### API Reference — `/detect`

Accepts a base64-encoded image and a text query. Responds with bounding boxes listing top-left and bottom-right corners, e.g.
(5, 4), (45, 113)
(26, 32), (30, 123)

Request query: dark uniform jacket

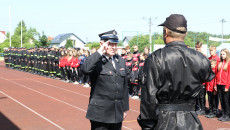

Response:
(81, 51), (129, 124)
(138, 41), (215, 130)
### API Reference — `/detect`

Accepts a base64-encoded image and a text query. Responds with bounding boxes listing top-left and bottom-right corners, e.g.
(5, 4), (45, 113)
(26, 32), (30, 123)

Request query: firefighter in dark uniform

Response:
(8, 47), (12, 68)
(21, 47), (26, 71)
(137, 14), (215, 130)
(81, 30), (129, 130)
(3, 48), (9, 67)
(43, 47), (49, 76)
(53, 46), (60, 78)
(37, 47), (41, 75)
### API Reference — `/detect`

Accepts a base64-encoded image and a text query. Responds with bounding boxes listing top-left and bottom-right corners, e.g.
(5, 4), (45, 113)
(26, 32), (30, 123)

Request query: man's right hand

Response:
(98, 41), (109, 54)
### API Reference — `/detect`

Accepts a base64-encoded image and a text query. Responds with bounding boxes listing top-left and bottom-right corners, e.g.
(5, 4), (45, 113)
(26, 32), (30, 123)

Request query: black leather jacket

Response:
(138, 41), (215, 130)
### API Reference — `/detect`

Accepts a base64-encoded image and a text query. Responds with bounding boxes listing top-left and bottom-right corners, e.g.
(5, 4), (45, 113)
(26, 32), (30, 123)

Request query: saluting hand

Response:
(98, 41), (109, 54)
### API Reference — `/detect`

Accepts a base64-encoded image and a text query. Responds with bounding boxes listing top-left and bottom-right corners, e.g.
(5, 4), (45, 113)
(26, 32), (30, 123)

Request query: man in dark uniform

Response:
(137, 14), (215, 130)
(81, 30), (129, 130)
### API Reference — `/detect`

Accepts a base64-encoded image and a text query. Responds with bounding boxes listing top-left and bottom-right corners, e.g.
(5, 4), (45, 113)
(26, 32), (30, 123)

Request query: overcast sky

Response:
(1, 0), (230, 42)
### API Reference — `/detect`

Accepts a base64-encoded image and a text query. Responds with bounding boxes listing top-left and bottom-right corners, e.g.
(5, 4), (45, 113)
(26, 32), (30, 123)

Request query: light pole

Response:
(143, 17), (157, 53)
(220, 19), (226, 43)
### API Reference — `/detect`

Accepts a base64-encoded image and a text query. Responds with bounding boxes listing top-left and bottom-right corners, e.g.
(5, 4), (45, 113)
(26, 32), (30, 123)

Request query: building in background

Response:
(122, 36), (133, 47)
(50, 33), (86, 48)
(0, 31), (6, 43)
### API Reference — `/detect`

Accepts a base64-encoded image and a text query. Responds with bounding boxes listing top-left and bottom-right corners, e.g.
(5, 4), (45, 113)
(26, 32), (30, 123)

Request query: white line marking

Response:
(28, 78), (140, 114)
(0, 77), (87, 112)
(0, 91), (65, 130)
(7, 71), (141, 114)
(122, 125), (133, 130)
(28, 78), (89, 98)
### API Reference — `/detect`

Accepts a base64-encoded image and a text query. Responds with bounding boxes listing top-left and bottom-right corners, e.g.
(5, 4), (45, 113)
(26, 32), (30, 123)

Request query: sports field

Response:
(0, 61), (230, 130)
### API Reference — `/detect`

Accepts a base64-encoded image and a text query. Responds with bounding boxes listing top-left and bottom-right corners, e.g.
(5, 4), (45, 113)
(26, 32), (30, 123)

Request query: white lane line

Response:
(27, 78), (89, 98)
(0, 77), (87, 112)
(0, 91), (65, 130)
(27, 78), (140, 114)
(122, 126), (133, 130)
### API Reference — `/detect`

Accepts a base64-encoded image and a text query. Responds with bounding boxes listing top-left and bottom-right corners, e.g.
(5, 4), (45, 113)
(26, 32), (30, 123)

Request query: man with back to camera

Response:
(137, 14), (215, 130)
(81, 30), (129, 130)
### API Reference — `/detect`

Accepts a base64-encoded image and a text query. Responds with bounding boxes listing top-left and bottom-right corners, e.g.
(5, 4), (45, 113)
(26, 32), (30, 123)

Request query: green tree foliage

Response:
(65, 39), (73, 49)
(38, 31), (48, 47)
(126, 32), (227, 52)
(0, 20), (41, 52)
(85, 42), (100, 49)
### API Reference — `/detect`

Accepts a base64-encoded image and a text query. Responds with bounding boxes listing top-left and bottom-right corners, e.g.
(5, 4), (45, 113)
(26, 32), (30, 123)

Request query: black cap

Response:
(98, 30), (119, 43)
(159, 14), (187, 34)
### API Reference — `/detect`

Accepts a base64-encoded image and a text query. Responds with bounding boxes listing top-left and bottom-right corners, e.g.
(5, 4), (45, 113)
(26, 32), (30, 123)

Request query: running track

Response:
(0, 61), (230, 130)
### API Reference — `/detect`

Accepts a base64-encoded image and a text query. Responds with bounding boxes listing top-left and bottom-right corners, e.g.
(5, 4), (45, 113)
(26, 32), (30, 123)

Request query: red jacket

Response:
(216, 60), (230, 89)
(59, 57), (67, 67)
(71, 57), (80, 68)
(206, 67), (216, 92)
(66, 56), (73, 67)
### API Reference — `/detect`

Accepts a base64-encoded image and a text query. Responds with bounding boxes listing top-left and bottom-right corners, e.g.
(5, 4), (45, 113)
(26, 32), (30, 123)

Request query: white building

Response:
(0, 31), (6, 43)
(122, 36), (133, 47)
(50, 33), (86, 48)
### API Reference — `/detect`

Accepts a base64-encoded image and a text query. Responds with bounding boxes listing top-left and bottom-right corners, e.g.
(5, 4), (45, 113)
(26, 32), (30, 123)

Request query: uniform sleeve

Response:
(122, 64), (129, 112)
(137, 55), (159, 130)
(202, 57), (215, 83)
(81, 51), (102, 74)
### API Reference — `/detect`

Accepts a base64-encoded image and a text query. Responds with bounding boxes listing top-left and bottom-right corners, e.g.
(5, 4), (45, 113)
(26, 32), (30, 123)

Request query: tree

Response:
(39, 31), (48, 47)
(85, 42), (100, 49)
(65, 39), (73, 49)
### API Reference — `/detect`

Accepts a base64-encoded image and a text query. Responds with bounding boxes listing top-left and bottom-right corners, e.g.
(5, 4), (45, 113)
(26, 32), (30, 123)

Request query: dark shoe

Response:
(220, 116), (230, 122)
(218, 115), (226, 121)
(196, 110), (206, 115)
(205, 113), (215, 118)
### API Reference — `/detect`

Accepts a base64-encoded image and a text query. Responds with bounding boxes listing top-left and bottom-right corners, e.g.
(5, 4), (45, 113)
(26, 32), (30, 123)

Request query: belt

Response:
(158, 104), (195, 111)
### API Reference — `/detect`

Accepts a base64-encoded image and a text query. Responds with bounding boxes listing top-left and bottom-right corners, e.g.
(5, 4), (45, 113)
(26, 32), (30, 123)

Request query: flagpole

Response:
(21, 18), (22, 47)
(9, 6), (11, 47)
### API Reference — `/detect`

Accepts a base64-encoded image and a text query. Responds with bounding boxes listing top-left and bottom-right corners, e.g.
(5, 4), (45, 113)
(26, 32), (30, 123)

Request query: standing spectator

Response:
(125, 46), (131, 54)
(59, 50), (67, 80)
(66, 48), (74, 83)
(126, 52), (133, 96)
(216, 48), (230, 121)
(208, 45), (220, 116)
(78, 49), (86, 84)
(71, 49), (80, 84)
(121, 48), (127, 60)
(91, 48), (97, 54)
(138, 53), (147, 97)
(205, 59), (218, 118)
(83, 50), (90, 87)
(143, 46), (150, 56)
(130, 57), (139, 99)
(195, 41), (207, 115)
(133, 45), (140, 60)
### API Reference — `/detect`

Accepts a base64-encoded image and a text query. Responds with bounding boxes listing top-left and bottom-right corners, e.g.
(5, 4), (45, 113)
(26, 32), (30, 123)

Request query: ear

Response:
(100, 41), (104, 46)
(165, 28), (168, 37)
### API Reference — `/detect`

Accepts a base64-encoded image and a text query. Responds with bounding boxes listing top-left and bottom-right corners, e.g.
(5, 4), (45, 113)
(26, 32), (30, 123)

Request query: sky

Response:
(0, 0), (230, 42)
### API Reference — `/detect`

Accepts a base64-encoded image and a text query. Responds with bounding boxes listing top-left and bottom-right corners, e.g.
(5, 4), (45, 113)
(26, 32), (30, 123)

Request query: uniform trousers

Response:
(90, 120), (122, 130)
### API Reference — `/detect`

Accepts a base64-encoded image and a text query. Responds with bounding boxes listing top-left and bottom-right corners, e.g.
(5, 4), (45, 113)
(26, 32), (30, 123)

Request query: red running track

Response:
(0, 61), (230, 130)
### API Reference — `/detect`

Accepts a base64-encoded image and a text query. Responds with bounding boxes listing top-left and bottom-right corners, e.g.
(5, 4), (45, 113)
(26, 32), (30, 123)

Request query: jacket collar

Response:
(166, 41), (187, 47)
